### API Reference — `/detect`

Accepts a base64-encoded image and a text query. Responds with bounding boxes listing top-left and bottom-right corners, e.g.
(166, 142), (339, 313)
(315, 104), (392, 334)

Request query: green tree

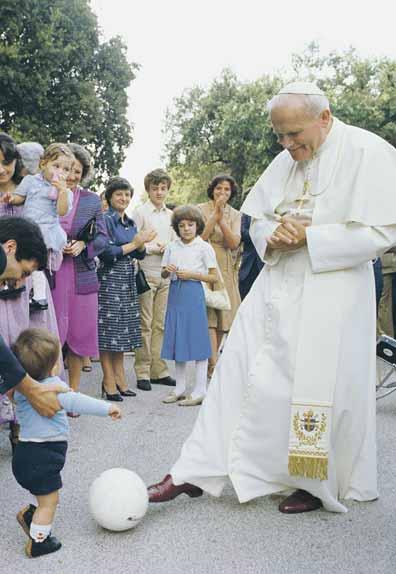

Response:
(0, 0), (138, 184)
(164, 45), (396, 206)
(164, 70), (282, 207)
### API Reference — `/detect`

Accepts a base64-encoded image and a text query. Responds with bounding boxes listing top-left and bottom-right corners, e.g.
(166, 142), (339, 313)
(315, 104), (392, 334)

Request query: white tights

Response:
(175, 360), (208, 399)
(32, 270), (47, 301)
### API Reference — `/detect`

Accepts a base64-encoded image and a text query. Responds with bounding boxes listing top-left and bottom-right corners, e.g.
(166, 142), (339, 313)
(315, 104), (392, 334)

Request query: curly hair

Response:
(67, 143), (94, 186)
(17, 142), (44, 175)
(171, 205), (205, 237)
(206, 174), (238, 201)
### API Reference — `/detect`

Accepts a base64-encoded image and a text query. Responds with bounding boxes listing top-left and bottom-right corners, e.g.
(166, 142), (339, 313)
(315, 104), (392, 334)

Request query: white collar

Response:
(175, 236), (200, 247)
(147, 200), (167, 213)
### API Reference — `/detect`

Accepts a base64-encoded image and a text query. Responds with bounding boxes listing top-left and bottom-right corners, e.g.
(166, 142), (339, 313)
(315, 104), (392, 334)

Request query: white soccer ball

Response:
(89, 468), (148, 531)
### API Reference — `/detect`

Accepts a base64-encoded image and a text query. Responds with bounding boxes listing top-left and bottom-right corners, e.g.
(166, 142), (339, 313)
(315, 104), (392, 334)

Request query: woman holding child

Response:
(0, 133), (61, 441)
(98, 177), (155, 400)
(52, 143), (107, 394)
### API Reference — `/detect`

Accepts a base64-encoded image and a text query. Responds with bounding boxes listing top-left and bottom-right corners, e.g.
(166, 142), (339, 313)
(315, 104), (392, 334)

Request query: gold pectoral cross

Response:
(295, 180), (311, 211)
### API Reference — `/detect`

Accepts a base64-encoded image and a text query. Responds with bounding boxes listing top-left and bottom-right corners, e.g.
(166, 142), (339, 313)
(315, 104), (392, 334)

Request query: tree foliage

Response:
(292, 43), (396, 146)
(165, 70), (282, 207)
(165, 44), (396, 207)
(0, 0), (138, 184)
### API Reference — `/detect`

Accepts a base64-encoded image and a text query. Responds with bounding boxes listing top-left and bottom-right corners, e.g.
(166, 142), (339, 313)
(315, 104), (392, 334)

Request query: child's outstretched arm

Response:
(108, 404), (122, 419)
(58, 391), (121, 419)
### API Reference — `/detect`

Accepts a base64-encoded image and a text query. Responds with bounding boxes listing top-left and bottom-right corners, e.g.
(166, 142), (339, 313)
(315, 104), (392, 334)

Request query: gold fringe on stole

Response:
(288, 455), (328, 480)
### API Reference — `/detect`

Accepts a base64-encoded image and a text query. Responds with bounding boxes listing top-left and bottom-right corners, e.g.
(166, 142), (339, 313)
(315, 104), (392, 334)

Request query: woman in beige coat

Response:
(198, 175), (241, 377)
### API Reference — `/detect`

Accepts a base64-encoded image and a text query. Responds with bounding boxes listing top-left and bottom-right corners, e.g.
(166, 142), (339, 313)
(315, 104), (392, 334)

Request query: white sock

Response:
(174, 362), (187, 396)
(191, 360), (208, 400)
(30, 522), (51, 543)
(32, 270), (47, 301)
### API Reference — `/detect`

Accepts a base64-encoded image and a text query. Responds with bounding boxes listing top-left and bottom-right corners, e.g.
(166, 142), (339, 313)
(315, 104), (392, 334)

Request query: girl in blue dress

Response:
(161, 205), (217, 406)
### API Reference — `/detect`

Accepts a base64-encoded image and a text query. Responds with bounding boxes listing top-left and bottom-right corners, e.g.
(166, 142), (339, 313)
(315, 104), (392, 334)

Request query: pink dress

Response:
(51, 188), (100, 357)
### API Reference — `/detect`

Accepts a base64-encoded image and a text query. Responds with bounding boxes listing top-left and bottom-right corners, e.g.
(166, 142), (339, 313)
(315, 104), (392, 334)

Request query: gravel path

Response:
(1, 357), (395, 574)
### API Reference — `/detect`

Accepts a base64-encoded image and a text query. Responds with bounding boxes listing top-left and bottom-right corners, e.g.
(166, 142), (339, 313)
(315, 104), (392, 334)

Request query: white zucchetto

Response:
(278, 82), (324, 96)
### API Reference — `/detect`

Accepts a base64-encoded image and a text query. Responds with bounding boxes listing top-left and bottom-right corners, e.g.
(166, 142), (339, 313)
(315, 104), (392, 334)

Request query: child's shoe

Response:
(162, 392), (186, 404)
(25, 535), (62, 558)
(16, 504), (37, 536)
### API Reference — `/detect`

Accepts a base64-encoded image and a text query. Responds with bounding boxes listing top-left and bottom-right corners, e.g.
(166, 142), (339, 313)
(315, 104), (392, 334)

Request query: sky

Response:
(90, 0), (396, 205)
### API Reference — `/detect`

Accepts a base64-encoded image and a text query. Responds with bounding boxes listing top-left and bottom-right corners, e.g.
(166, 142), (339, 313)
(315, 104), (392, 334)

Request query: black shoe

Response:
(137, 379), (152, 391)
(29, 298), (48, 312)
(150, 376), (176, 387)
(26, 535), (62, 558)
(105, 393), (123, 402)
(116, 385), (136, 397)
(101, 383), (123, 401)
(104, 391), (124, 403)
(17, 504), (37, 536)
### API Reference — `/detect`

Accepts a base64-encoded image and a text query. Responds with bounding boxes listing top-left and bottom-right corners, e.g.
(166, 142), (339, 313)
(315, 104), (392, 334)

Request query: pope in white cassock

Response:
(148, 82), (396, 513)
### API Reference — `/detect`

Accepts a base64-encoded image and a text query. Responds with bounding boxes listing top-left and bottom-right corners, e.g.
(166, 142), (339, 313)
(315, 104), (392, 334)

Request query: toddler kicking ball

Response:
(89, 468), (148, 531)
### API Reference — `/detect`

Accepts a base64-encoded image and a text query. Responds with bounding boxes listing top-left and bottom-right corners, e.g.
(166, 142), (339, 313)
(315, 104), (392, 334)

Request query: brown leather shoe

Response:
(148, 474), (203, 503)
(279, 489), (322, 514)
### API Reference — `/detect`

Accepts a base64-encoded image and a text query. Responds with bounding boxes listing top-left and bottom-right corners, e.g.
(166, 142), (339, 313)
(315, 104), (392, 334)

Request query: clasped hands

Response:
(163, 264), (195, 281)
(211, 194), (227, 223)
(63, 240), (86, 257)
(267, 216), (311, 252)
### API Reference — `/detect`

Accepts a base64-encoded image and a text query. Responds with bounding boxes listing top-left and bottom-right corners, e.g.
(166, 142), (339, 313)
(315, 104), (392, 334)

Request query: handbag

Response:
(74, 217), (97, 270)
(135, 268), (151, 295)
(202, 268), (231, 311)
(76, 217), (97, 244)
(0, 283), (26, 300)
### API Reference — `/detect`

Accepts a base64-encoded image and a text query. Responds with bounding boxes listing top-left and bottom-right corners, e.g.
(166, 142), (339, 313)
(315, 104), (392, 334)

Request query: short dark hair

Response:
(0, 133), (23, 184)
(0, 217), (47, 270)
(67, 143), (94, 186)
(207, 174), (238, 201)
(12, 328), (60, 381)
(104, 176), (134, 204)
(144, 169), (172, 192)
(171, 205), (205, 237)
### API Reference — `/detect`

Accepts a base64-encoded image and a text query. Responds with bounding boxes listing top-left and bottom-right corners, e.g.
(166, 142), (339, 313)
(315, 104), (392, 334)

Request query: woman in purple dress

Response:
(0, 133), (60, 446)
(52, 144), (107, 393)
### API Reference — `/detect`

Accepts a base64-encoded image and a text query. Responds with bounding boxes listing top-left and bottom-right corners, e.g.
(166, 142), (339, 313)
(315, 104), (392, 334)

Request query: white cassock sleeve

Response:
(306, 223), (396, 273)
(250, 218), (281, 265)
